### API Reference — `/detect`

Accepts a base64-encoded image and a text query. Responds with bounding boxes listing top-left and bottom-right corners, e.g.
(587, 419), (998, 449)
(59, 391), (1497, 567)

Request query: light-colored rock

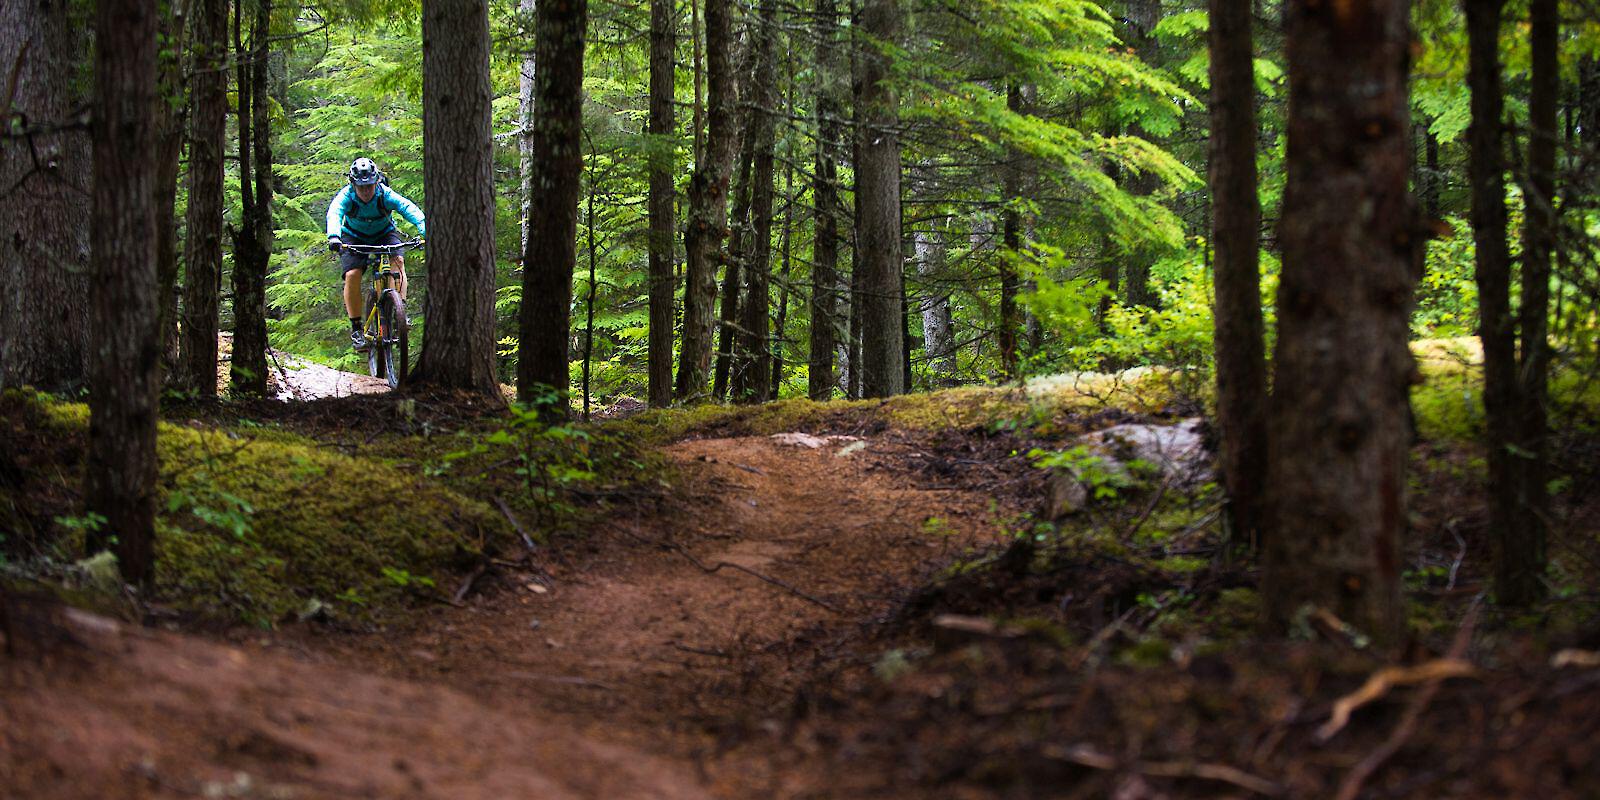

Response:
(1081, 418), (1210, 488)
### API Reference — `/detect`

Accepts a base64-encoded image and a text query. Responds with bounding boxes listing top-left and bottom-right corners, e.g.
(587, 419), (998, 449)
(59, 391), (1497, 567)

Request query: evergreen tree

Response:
(86, 0), (162, 586)
(414, 0), (501, 397)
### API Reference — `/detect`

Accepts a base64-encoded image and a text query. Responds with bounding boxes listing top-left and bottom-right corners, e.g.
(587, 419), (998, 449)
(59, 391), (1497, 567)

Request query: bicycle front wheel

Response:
(376, 290), (402, 390)
(362, 293), (387, 382)
(390, 293), (409, 386)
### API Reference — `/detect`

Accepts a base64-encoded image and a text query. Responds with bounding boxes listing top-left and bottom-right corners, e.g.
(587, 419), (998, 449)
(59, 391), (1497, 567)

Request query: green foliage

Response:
(1028, 444), (1150, 501)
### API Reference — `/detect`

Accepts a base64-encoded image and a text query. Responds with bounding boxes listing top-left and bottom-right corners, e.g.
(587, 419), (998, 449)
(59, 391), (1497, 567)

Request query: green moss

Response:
(1210, 587), (1260, 638)
(10, 390), (506, 626)
(1152, 555), (1208, 574)
(1408, 336), (1600, 442)
(606, 376), (1184, 445)
(1120, 637), (1173, 667)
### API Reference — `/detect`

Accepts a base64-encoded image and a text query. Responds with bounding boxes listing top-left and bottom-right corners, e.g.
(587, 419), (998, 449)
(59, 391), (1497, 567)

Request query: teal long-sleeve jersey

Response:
(325, 184), (427, 241)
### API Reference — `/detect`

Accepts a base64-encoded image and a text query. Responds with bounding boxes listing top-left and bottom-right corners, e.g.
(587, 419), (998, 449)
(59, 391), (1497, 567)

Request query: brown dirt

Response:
(1, 433), (1005, 799)
(6, 393), (1599, 799)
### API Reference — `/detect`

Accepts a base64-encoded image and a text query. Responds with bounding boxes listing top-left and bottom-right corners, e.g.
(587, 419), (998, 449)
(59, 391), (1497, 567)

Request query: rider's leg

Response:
(343, 267), (365, 320)
(390, 254), (408, 300)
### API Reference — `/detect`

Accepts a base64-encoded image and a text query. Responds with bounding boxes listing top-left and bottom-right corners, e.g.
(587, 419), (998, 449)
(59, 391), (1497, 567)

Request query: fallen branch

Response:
(1042, 744), (1282, 796)
(494, 495), (540, 555)
(267, 348), (303, 402)
(671, 641), (734, 658)
(451, 561), (491, 605)
(1316, 658), (1478, 742)
(1332, 604), (1480, 800)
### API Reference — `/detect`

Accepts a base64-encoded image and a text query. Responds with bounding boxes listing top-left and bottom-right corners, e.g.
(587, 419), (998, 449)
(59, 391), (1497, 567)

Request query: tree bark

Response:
(1464, 0), (1534, 607)
(1581, 56), (1600, 154)
(731, 0), (779, 404)
(177, 0), (228, 397)
(85, 0), (161, 587)
(231, 0), (273, 397)
(916, 219), (956, 383)
(771, 147), (795, 398)
(0, 0), (92, 393)
(809, 0), (843, 401)
(154, 1), (185, 387)
(417, 0), (502, 397)
(1510, 0), (1555, 604)
(854, 0), (903, 398)
(1263, 0), (1417, 645)
(519, 0), (536, 258)
(1208, 0), (1269, 553)
(713, 124), (757, 399)
(516, 0), (587, 409)
(647, 0), (676, 407)
(998, 84), (1023, 380)
(676, 0), (739, 401)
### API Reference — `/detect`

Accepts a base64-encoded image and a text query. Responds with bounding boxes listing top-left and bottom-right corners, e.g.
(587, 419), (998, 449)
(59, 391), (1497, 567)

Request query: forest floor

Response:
(4, 351), (1600, 798)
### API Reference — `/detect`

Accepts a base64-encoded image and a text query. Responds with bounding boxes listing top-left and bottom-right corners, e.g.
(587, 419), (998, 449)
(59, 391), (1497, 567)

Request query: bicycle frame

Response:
(341, 239), (423, 387)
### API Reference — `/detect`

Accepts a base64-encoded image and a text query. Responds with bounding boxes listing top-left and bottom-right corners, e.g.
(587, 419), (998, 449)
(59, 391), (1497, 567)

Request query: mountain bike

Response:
(343, 239), (423, 389)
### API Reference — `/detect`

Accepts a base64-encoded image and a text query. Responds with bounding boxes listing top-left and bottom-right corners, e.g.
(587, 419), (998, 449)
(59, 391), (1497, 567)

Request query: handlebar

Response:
(340, 238), (426, 256)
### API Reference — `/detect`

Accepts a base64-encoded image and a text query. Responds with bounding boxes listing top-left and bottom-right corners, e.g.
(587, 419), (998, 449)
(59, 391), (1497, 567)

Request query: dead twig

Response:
(1316, 658), (1479, 742)
(451, 561), (491, 605)
(494, 495), (540, 555)
(671, 641), (734, 658)
(1042, 744), (1282, 796)
(1331, 603), (1481, 800)
(503, 671), (613, 690)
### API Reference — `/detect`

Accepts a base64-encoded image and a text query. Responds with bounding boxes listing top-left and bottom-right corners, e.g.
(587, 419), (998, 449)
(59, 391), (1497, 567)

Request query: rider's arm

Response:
(325, 185), (351, 239)
(384, 187), (427, 239)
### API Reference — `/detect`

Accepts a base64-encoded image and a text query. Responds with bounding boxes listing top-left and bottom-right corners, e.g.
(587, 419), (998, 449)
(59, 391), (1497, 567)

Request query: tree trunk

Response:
(647, 0), (676, 408)
(519, 0), (536, 257)
(691, 0), (705, 165)
(516, 0), (586, 408)
(231, 0), (273, 397)
(1580, 56), (1599, 154)
(998, 83), (1023, 381)
(85, 0), (161, 587)
(1263, 0), (1417, 645)
(771, 110), (796, 399)
(153, 0), (186, 387)
(1421, 125), (1440, 221)
(1510, 0), (1555, 604)
(1208, 0), (1269, 553)
(0, 0), (92, 393)
(178, 0), (228, 398)
(417, 0), (502, 397)
(809, 0), (843, 401)
(1464, 0), (1531, 608)
(714, 126), (757, 399)
(676, 0), (739, 401)
(854, 0), (903, 398)
(917, 220), (956, 384)
(731, 0), (779, 404)
(1122, 0), (1162, 309)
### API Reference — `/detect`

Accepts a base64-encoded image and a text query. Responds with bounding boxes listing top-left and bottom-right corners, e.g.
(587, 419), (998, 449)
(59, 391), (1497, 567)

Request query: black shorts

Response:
(338, 229), (405, 275)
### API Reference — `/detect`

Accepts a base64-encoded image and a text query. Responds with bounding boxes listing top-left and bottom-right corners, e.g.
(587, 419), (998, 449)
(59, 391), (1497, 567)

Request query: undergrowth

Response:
(0, 389), (640, 628)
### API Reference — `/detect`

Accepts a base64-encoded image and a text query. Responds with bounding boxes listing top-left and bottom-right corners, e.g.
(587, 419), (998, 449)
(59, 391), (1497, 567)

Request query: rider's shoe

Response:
(351, 329), (370, 351)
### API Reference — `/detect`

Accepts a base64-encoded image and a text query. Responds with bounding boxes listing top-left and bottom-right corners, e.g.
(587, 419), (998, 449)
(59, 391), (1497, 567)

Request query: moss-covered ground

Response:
(4, 336), (1595, 636)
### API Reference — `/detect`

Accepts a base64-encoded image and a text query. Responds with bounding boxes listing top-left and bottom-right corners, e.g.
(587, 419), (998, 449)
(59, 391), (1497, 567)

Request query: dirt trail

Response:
(3, 434), (1000, 799)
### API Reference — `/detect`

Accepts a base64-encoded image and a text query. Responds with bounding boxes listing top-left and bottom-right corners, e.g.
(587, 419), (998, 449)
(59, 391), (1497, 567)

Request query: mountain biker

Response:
(326, 157), (426, 350)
